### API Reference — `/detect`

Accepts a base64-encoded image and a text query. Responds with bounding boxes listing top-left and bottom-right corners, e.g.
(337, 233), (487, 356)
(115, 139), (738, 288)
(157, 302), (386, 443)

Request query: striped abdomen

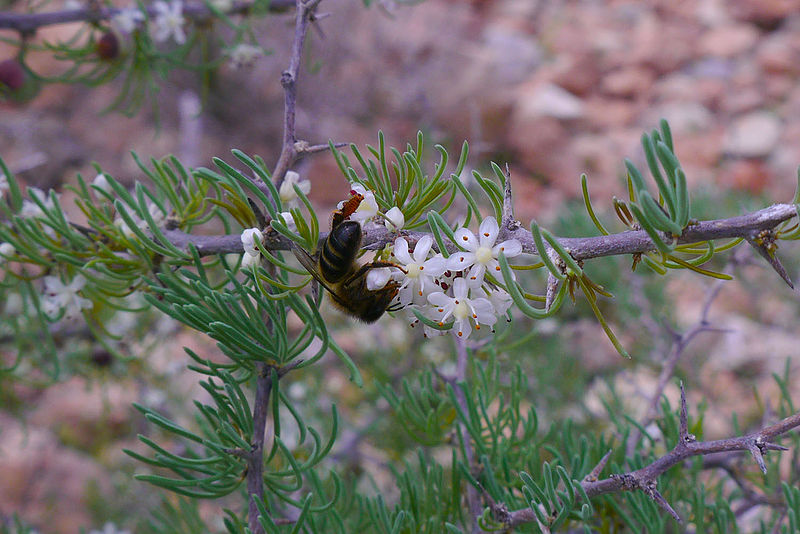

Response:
(319, 220), (361, 283)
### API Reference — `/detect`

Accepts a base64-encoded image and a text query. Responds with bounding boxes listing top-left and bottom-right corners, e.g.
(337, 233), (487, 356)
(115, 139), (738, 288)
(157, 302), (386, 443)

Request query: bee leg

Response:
(369, 260), (407, 274)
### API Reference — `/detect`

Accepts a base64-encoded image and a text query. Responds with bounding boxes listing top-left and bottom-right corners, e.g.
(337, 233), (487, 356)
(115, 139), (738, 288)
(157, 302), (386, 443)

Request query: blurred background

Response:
(1, 0), (800, 531)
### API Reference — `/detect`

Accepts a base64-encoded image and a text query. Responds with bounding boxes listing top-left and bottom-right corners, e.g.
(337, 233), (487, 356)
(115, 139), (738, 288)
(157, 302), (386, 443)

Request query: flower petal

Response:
(469, 297), (497, 325)
(427, 291), (452, 307)
(366, 267), (392, 290)
(393, 237), (413, 264)
(454, 317), (472, 339)
(421, 255), (447, 277)
(446, 251), (476, 271)
(465, 263), (486, 287)
(412, 235), (433, 262)
(452, 278), (469, 299)
(454, 227), (478, 251)
(478, 217), (499, 248)
(493, 238), (522, 258)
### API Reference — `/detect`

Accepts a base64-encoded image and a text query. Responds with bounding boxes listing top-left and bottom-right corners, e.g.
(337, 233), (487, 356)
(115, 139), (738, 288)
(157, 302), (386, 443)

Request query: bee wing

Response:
(290, 242), (338, 297)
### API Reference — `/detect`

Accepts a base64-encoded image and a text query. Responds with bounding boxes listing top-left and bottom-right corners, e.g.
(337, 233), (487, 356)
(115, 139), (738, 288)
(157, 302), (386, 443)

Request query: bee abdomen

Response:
(320, 220), (361, 283)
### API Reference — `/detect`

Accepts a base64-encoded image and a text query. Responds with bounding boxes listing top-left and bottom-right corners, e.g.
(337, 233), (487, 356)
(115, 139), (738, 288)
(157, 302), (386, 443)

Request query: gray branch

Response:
(504, 387), (800, 528)
(161, 202), (798, 270)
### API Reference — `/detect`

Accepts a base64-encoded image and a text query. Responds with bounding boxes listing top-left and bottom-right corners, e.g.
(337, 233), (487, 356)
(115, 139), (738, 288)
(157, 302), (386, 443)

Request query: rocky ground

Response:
(2, 0), (800, 531)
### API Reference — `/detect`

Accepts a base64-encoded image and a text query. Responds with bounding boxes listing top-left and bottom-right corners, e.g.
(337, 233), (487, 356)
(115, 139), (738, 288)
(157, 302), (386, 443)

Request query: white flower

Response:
(92, 173), (113, 195)
(486, 287), (513, 320)
(391, 236), (446, 306)
(20, 187), (53, 219)
(346, 184), (379, 224)
(209, 0), (233, 11)
(279, 171), (311, 206)
(0, 173), (8, 198)
(114, 216), (137, 239)
(113, 202), (166, 240)
(427, 278), (497, 339)
(148, 202), (166, 227)
(365, 266), (394, 290)
(384, 206), (405, 231)
(42, 274), (93, 320)
(111, 7), (145, 34)
(227, 43), (262, 69)
(0, 242), (14, 261)
(151, 1), (186, 44)
(241, 227), (263, 256)
(89, 523), (131, 534)
(445, 216), (522, 287)
(240, 227), (263, 268)
(278, 211), (297, 231)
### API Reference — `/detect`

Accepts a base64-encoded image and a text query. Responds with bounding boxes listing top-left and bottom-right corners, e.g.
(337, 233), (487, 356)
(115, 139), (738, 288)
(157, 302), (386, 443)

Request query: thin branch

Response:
(247, 362), (273, 534)
(271, 0), (323, 190)
(504, 397), (800, 528)
(626, 262), (732, 455)
(446, 338), (482, 533)
(160, 202), (798, 263)
(0, 0), (295, 33)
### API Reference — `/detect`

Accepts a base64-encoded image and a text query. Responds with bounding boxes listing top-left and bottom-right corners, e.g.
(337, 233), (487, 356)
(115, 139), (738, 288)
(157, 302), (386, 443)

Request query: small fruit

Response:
(0, 59), (25, 91)
(96, 31), (120, 60)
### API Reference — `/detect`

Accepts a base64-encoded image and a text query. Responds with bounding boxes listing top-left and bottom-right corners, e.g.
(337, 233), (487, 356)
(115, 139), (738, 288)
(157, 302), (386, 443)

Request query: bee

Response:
(292, 193), (403, 323)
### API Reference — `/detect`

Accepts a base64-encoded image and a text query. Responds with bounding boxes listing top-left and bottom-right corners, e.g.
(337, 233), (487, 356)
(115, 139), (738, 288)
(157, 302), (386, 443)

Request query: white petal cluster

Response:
(279, 171), (311, 207)
(89, 523), (131, 534)
(20, 188), (63, 238)
(384, 206), (405, 231)
(446, 217), (522, 287)
(0, 173), (8, 199)
(227, 44), (263, 69)
(112, 7), (145, 34)
(368, 216), (520, 339)
(0, 242), (15, 262)
(92, 173), (113, 195)
(20, 187), (54, 219)
(341, 183), (378, 224)
(240, 227), (263, 269)
(151, 1), (186, 44)
(42, 274), (93, 320)
(114, 201), (167, 239)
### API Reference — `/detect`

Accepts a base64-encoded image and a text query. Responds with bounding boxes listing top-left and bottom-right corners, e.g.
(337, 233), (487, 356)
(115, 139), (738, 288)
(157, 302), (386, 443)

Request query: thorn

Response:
(584, 449), (613, 482)
(745, 235), (794, 289)
(545, 273), (559, 312)
(678, 382), (689, 441)
(763, 442), (790, 452)
(748, 442), (768, 474)
(501, 163), (516, 230)
(648, 486), (682, 523)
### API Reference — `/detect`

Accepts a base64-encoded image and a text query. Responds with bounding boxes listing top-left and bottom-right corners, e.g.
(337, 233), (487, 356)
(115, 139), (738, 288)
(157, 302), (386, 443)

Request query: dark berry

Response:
(0, 59), (25, 91)
(96, 32), (120, 60)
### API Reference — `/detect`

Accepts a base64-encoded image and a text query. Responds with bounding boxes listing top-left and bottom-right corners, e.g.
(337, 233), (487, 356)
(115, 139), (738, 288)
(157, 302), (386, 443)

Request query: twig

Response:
(247, 362), (274, 534)
(626, 261), (732, 455)
(271, 0), (324, 190)
(445, 337), (483, 533)
(160, 202), (798, 262)
(503, 387), (800, 528)
(0, 0), (294, 33)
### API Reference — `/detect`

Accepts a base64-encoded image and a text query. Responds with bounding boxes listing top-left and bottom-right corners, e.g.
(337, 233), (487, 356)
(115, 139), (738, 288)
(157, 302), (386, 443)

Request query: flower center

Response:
(476, 246), (493, 264)
(453, 300), (469, 320)
(406, 263), (421, 279)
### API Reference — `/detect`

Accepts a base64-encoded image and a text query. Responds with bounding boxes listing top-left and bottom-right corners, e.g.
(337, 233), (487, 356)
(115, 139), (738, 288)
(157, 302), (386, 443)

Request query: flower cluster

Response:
(41, 274), (93, 320)
(369, 216), (520, 339)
